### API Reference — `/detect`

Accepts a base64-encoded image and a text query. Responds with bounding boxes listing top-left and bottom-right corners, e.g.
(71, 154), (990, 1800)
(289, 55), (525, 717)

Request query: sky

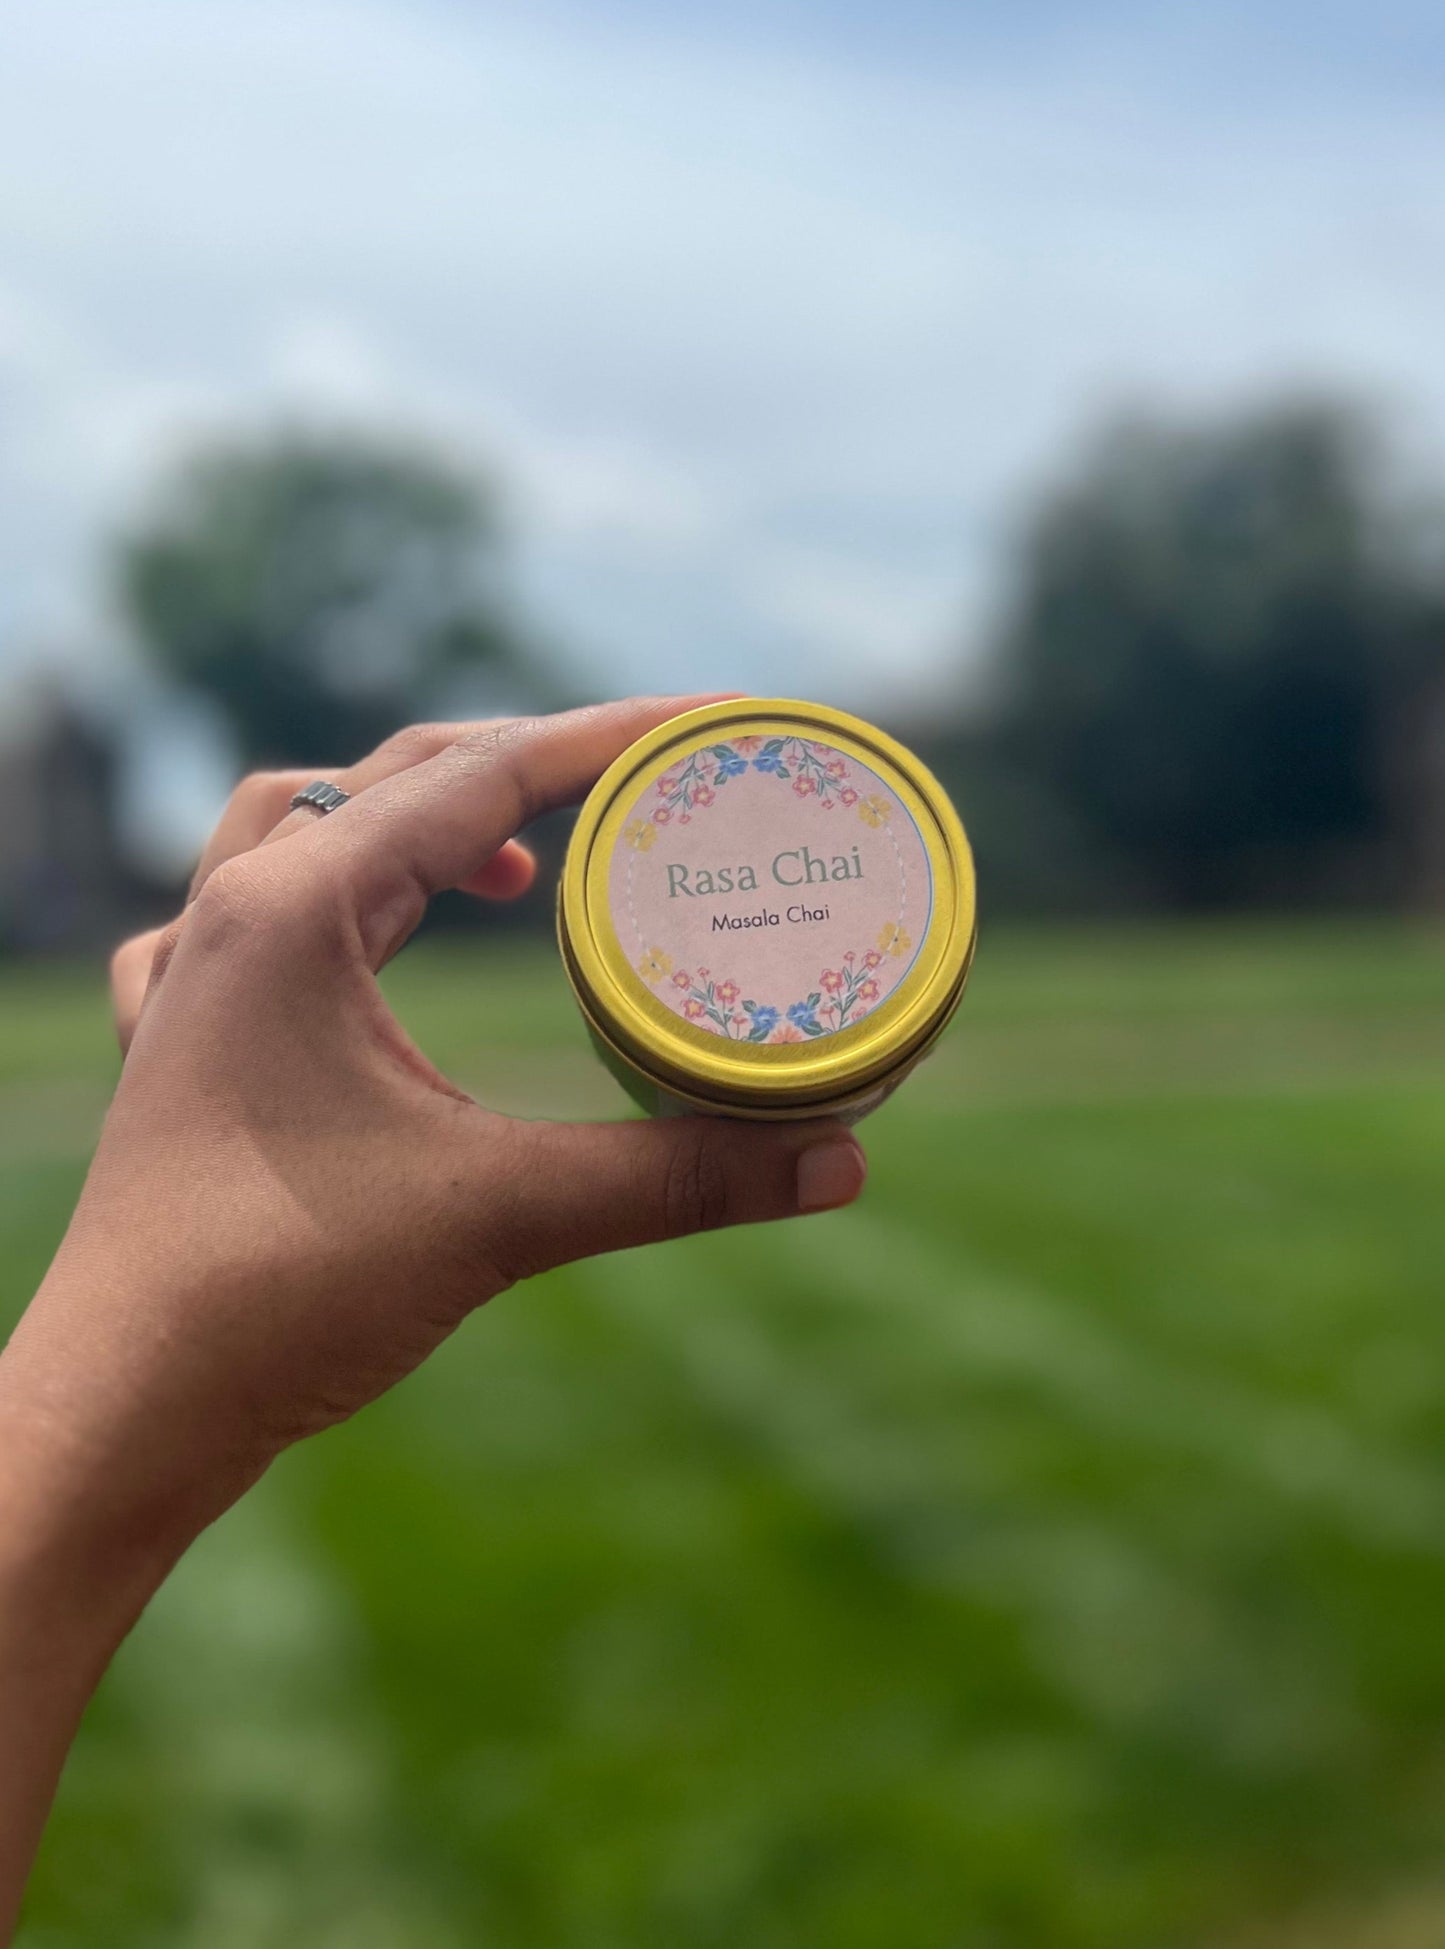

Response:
(3, 0), (1445, 783)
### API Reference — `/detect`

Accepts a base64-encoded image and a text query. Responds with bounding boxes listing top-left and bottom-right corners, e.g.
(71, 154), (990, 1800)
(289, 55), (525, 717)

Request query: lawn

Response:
(5, 922), (1445, 1949)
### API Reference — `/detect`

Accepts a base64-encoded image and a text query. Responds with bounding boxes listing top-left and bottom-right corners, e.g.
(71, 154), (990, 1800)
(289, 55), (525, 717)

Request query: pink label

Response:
(608, 732), (931, 1043)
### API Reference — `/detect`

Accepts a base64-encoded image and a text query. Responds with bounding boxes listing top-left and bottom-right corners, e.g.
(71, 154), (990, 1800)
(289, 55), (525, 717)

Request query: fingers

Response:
(460, 840), (536, 900)
(269, 697), (722, 967)
(188, 769), (319, 900)
(109, 926), (169, 1053)
(111, 719), (546, 1049)
(487, 1115), (868, 1281)
(192, 749), (534, 903)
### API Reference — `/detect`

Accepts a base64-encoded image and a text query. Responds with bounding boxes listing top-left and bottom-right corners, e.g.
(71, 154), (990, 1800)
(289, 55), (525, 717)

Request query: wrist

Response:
(0, 1372), (187, 1671)
(0, 1260), (262, 1648)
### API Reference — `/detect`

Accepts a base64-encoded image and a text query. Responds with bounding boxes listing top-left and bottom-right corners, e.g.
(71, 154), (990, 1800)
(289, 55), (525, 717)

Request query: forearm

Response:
(0, 1529), (146, 1941)
(0, 1321), (196, 1942)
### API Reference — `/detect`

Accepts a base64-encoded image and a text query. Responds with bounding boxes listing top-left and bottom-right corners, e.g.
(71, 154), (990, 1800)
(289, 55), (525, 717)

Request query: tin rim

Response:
(559, 698), (976, 1112)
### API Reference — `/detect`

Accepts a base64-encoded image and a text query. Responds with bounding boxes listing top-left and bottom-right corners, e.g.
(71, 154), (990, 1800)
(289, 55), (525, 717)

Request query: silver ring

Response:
(290, 779), (351, 817)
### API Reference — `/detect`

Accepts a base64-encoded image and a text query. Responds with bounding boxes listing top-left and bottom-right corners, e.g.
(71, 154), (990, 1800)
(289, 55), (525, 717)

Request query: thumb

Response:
(494, 1116), (868, 1278)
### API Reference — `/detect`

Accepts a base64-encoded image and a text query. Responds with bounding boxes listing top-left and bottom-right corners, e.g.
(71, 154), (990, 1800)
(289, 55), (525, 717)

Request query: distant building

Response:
(0, 686), (151, 953)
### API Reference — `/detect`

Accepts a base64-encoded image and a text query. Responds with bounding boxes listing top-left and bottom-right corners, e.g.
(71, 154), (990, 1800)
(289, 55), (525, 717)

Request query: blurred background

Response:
(3, 1), (1444, 1944)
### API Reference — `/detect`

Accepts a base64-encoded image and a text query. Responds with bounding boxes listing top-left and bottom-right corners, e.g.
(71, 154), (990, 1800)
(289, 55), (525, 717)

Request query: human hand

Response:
(0, 700), (869, 1930)
(2, 699), (867, 1571)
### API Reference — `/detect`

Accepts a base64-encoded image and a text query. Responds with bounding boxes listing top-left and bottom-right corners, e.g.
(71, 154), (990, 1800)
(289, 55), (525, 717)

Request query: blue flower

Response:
(711, 746), (748, 781)
(752, 751), (785, 774)
(746, 1004), (780, 1041)
(786, 999), (820, 1031)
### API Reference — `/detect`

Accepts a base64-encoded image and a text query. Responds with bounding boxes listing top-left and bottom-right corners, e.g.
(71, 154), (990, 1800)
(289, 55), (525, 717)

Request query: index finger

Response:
(268, 695), (728, 968)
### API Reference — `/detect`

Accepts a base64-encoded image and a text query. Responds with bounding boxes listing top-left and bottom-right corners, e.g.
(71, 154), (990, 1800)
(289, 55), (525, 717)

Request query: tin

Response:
(558, 699), (976, 1121)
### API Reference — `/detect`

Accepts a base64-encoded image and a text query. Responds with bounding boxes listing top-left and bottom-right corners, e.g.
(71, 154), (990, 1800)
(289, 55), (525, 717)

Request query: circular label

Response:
(607, 731), (932, 1043)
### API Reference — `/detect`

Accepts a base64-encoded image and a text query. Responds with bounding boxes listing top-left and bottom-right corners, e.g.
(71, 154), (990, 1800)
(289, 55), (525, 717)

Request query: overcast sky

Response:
(3, 0), (1445, 731)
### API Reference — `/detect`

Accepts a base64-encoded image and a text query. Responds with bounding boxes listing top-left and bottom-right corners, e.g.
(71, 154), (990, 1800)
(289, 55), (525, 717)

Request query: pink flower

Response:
(736, 735), (761, 753)
(858, 978), (880, 1002)
(679, 812), (691, 824)
(657, 775), (678, 795)
(793, 774), (817, 796)
(840, 787), (858, 805)
(844, 950), (855, 962)
(693, 783), (715, 807)
(698, 967), (710, 979)
(820, 969), (845, 995)
(863, 949), (882, 969)
(730, 1014), (748, 1031)
(810, 742), (830, 756)
(681, 997), (706, 1020)
(716, 978), (739, 1003)
(825, 758), (846, 778)
(671, 969), (692, 990)
(653, 807), (672, 824)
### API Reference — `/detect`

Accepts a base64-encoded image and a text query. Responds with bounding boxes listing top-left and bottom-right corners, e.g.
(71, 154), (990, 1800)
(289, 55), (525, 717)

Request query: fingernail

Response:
(796, 1137), (867, 1213)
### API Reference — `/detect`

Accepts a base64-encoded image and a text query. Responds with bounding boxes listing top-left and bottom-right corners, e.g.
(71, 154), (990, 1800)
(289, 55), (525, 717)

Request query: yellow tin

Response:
(559, 698), (975, 1121)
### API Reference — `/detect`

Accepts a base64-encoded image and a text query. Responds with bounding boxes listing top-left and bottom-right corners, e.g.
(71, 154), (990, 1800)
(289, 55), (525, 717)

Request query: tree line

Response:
(120, 403), (1445, 917)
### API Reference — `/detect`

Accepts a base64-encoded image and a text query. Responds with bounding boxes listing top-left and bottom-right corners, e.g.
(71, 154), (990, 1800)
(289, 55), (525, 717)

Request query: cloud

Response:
(1, 0), (1444, 709)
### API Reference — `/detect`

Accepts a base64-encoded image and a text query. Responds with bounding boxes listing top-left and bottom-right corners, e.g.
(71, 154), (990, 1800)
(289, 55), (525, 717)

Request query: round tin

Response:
(559, 699), (976, 1121)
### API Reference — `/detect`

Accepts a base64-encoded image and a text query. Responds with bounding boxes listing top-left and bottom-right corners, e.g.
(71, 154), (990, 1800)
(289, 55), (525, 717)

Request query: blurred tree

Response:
(961, 402), (1445, 910)
(120, 430), (540, 768)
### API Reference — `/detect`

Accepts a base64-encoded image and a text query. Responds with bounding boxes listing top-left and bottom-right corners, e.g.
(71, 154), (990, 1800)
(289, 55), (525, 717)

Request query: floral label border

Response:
(619, 734), (927, 1043)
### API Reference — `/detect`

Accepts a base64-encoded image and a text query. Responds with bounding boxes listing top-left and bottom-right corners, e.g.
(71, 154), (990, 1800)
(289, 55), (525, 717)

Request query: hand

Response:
(10, 694), (869, 1534)
(0, 699), (867, 1930)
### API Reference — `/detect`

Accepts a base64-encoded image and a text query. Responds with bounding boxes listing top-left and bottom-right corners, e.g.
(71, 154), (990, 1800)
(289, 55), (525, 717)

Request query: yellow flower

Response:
(638, 946), (673, 983)
(857, 793), (891, 828)
(624, 818), (658, 852)
(877, 922), (912, 959)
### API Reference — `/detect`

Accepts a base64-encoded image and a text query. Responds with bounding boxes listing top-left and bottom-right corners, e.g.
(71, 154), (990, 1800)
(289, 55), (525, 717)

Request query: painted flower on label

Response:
(735, 736), (761, 753)
(694, 783), (715, 807)
(712, 748), (748, 781)
(825, 758), (847, 778)
(858, 793), (891, 828)
(793, 773), (817, 796)
(657, 774), (678, 795)
(877, 922), (912, 958)
(624, 818), (657, 851)
(653, 806), (673, 825)
(660, 945), (901, 1040)
(840, 787), (858, 806)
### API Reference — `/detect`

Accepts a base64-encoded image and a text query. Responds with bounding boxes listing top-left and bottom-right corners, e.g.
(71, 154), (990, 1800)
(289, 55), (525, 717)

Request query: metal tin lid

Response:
(559, 699), (976, 1114)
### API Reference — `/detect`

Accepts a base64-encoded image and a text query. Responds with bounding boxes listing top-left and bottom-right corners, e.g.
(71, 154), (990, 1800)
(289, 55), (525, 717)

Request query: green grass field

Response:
(6, 923), (1445, 1949)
